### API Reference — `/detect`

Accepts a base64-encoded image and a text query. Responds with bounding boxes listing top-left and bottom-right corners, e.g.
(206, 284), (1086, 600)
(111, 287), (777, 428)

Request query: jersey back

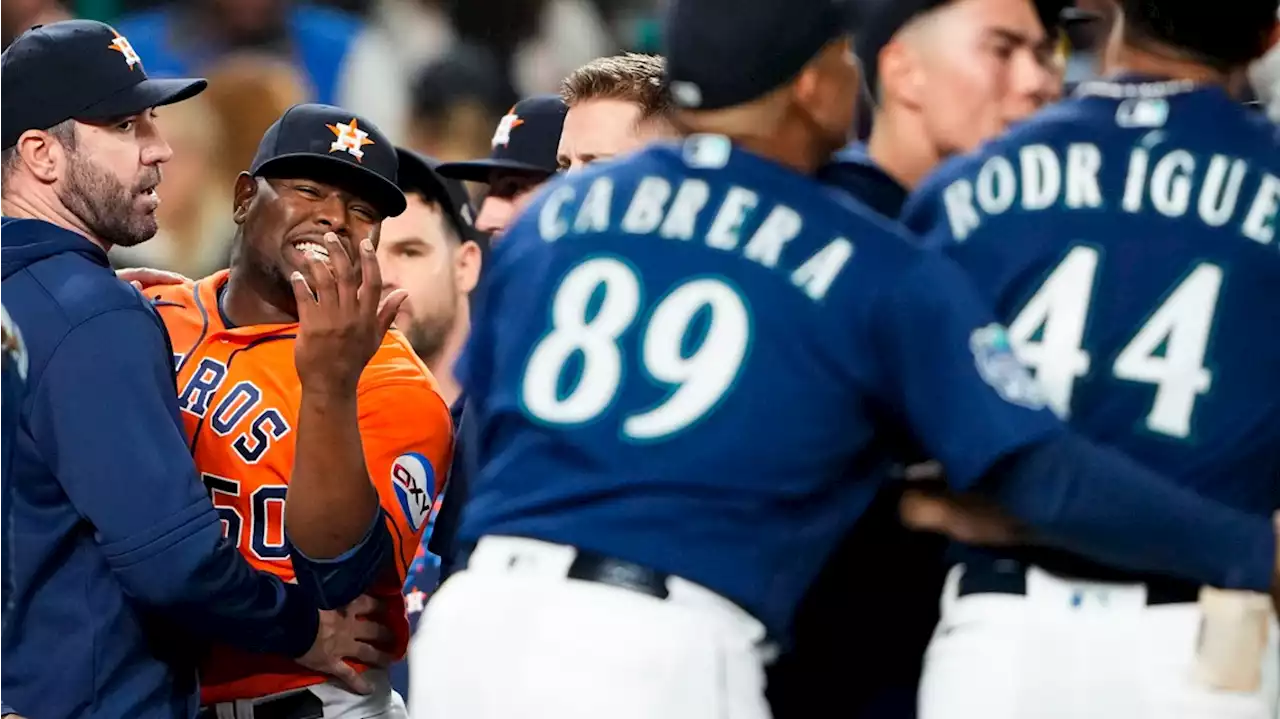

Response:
(458, 138), (1062, 639)
(903, 77), (1280, 515)
(152, 272), (454, 702)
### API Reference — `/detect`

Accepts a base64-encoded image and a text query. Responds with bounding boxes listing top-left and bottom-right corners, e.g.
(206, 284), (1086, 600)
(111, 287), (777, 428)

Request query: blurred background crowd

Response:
(0, 0), (1126, 280)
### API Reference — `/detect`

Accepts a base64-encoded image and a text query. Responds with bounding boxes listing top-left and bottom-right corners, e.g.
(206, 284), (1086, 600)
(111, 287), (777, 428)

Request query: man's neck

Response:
(866, 106), (942, 192)
(1, 193), (108, 251)
(220, 263), (299, 327)
(425, 302), (471, 406)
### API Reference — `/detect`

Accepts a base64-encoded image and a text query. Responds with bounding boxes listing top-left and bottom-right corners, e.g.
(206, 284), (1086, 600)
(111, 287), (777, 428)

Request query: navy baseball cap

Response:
(250, 103), (407, 218)
(434, 95), (567, 183)
(2, 20), (207, 150)
(664, 0), (856, 111)
(854, 0), (1096, 96)
(395, 147), (478, 243)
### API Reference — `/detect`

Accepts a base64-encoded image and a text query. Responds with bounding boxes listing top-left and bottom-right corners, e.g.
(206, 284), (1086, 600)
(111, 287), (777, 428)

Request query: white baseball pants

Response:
(410, 535), (777, 719)
(203, 669), (407, 719)
(919, 564), (1279, 719)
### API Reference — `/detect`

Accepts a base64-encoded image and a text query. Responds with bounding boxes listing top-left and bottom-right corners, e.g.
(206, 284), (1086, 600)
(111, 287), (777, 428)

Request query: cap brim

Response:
(434, 158), (554, 183)
(254, 153), (408, 218)
(77, 77), (208, 121)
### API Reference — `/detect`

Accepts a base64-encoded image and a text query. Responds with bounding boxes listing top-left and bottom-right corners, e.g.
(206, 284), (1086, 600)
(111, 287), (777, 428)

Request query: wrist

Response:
(299, 379), (360, 404)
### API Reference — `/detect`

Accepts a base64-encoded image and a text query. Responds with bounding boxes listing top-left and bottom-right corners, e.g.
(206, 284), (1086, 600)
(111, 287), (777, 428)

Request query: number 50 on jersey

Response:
(520, 256), (752, 442)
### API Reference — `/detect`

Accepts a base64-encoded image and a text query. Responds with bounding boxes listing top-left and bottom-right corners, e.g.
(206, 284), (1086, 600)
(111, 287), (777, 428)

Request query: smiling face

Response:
(232, 169), (384, 314)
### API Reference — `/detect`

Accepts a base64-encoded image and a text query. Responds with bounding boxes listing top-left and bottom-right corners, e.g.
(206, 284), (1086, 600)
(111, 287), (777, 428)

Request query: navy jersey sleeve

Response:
(28, 308), (318, 657)
(868, 252), (1064, 490)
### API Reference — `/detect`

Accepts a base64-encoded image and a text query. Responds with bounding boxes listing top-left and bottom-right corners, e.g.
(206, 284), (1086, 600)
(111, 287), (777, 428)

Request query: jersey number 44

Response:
(1010, 243), (1223, 440)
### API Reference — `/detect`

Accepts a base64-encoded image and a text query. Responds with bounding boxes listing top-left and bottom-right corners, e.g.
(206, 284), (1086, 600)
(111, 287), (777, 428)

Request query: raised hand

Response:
(289, 233), (407, 394)
(295, 594), (394, 694)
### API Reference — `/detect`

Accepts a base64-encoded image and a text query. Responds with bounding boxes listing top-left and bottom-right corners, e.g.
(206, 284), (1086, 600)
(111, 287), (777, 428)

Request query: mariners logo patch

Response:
(392, 453), (435, 532)
(970, 323), (1048, 410)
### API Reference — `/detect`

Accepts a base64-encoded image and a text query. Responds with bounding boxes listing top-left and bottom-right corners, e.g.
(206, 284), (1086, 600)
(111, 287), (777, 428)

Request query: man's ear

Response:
(878, 40), (925, 109)
(455, 239), (483, 295)
(17, 130), (65, 184)
(232, 173), (258, 225)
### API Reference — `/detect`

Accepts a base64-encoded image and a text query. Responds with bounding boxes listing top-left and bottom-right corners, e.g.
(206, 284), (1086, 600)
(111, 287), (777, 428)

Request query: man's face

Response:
(232, 172), (383, 310)
(474, 170), (548, 237)
(907, 0), (1051, 155)
(557, 98), (667, 173)
(377, 194), (471, 364)
(55, 111), (173, 248)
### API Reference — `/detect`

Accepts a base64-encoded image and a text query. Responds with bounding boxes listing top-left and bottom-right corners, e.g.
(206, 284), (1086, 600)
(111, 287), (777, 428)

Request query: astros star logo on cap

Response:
(327, 118), (375, 161)
(490, 107), (525, 148)
(108, 33), (141, 70)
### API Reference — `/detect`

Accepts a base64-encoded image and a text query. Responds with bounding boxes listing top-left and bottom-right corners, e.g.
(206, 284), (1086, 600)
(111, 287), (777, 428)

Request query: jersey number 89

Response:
(1010, 245), (1222, 439)
(521, 256), (751, 441)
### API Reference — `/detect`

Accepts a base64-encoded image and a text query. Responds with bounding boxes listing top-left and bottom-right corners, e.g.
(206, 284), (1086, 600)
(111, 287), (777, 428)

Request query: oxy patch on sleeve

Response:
(392, 452), (436, 533)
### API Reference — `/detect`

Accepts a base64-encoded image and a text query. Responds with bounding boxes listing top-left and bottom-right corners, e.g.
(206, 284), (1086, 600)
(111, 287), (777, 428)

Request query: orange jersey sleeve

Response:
(358, 332), (455, 582)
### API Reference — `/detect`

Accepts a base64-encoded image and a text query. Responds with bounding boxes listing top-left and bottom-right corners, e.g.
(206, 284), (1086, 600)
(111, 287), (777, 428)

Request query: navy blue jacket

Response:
(0, 218), (319, 719)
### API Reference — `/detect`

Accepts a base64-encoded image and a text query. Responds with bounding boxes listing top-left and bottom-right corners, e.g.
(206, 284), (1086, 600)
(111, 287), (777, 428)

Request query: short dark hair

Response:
(1, 119), (77, 193)
(1120, 0), (1277, 70)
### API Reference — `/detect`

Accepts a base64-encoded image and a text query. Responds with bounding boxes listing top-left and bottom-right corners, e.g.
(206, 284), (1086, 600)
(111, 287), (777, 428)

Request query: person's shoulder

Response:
(29, 257), (153, 333)
(359, 331), (445, 398)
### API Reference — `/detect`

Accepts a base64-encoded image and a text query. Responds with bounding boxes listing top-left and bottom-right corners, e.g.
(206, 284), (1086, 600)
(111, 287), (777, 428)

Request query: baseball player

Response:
(149, 104), (455, 718)
(1, 21), (377, 719)
(773, 3), (1066, 717)
(376, 147), (480, 702)
(556, 53), (676, 173)
(427, 94), (568, 584)
(436, 94), (567, 237)
(899, 1), (1280, 717)
(410, 0), (1280, 716)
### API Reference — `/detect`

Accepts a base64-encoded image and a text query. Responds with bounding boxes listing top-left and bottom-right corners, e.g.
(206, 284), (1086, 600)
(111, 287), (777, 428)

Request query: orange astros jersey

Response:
(152, 270), (454, 703)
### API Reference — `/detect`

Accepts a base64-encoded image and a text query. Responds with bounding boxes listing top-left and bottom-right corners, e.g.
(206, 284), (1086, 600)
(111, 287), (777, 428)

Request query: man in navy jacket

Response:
(0, 21), (382, 719)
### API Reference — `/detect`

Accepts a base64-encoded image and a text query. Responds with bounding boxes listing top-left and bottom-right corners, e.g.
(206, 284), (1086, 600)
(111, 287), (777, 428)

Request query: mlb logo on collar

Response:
(108, 32), (141, 70)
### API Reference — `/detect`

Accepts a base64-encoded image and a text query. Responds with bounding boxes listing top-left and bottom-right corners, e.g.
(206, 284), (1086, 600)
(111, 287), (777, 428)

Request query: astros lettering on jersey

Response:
(152, 270), (454, 703)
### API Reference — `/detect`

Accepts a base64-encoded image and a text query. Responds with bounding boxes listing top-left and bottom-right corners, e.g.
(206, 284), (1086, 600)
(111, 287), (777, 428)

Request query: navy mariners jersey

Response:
(1, 303), (27, 633)
(456, 136), (1062, 640)
(902, 76), (1280, 518)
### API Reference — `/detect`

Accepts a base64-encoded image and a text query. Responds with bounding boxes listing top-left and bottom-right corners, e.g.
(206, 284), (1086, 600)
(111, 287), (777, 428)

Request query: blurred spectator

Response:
(446, 0), (614, 97)
(404, 44), (510, 164)
(110, 94), (237, 277)
(200, 52), (309, 187)
(111, 0), (408, 140)
(1, 0), (70, 48)
(366, 0), (459, 79)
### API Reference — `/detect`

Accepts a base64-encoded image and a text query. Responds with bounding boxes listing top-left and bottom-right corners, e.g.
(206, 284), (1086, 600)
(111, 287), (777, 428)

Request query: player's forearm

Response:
(981, 433), (1276, 592)
(286, 387), (381, 559)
